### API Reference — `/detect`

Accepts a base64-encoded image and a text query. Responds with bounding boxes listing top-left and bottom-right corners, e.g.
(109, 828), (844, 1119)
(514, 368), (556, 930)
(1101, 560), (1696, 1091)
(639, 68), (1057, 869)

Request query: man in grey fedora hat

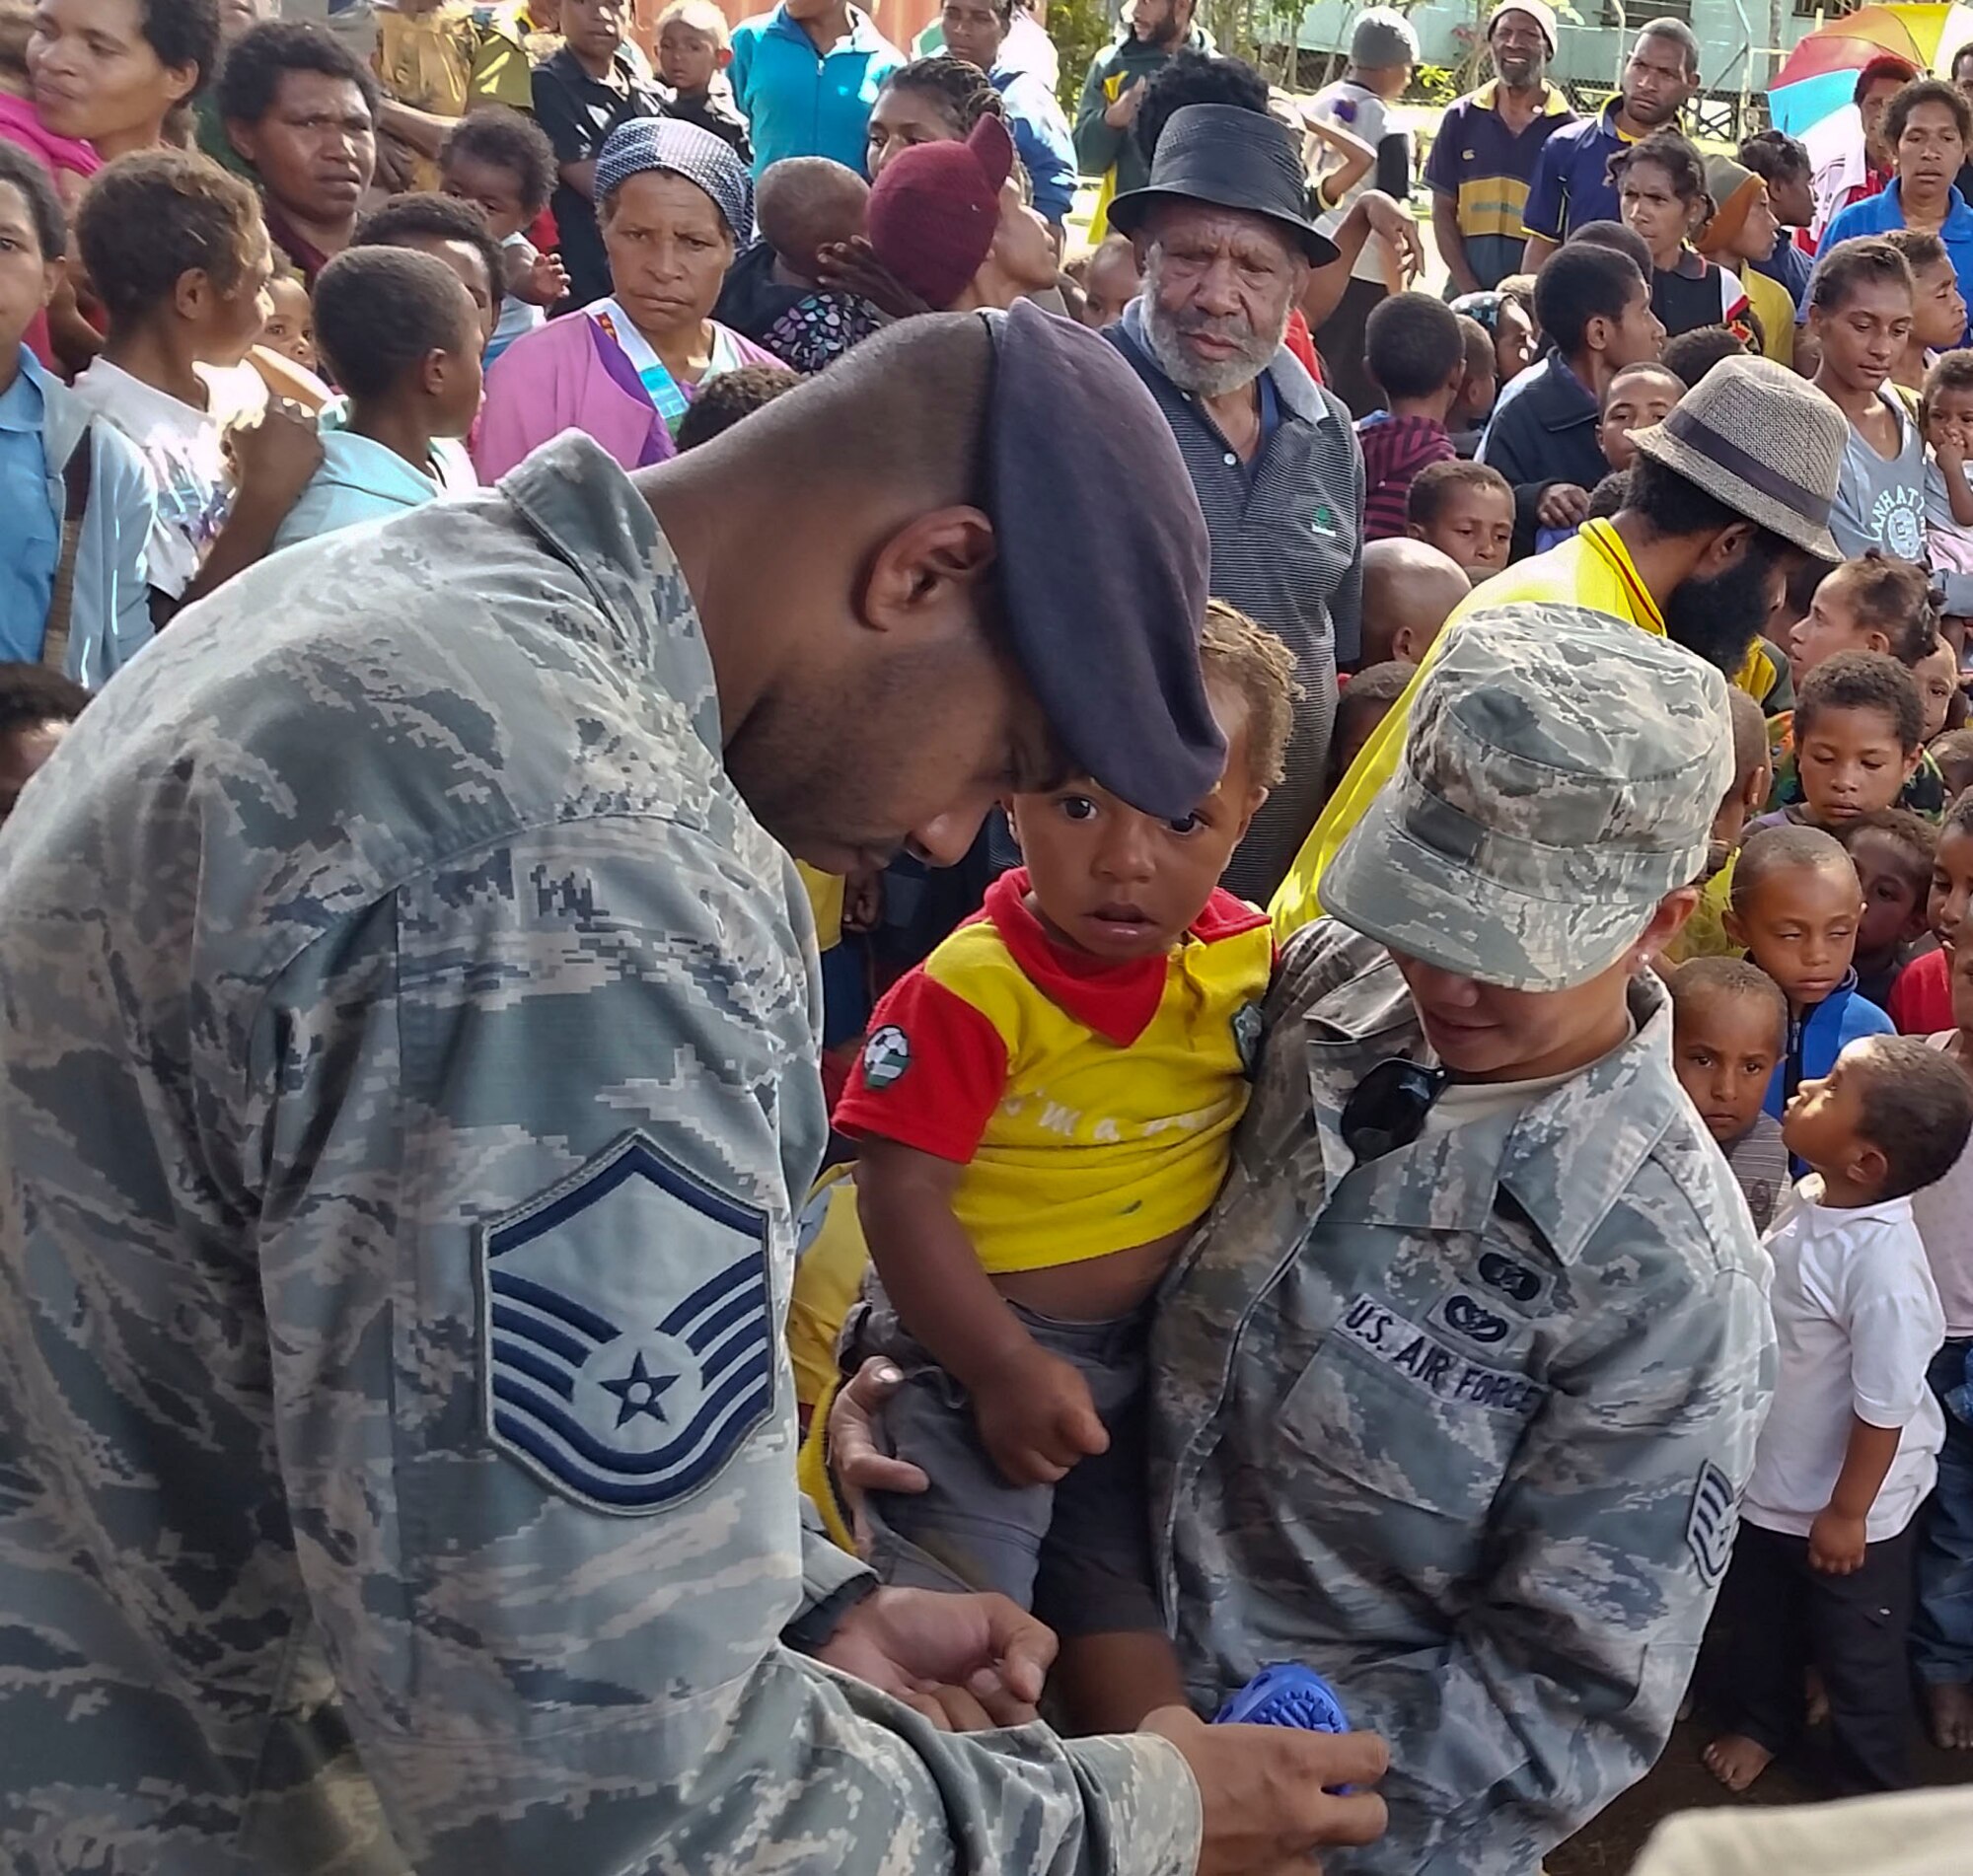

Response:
(1275, 351), (1850, 931)
(1105, 99), (1366, 906)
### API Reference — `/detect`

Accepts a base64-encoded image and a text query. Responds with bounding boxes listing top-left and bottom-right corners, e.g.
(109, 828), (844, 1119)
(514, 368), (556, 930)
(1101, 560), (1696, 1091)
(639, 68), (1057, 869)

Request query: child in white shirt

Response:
(67, 149), (280, 614)
(1705, 1034), (1973, 1795)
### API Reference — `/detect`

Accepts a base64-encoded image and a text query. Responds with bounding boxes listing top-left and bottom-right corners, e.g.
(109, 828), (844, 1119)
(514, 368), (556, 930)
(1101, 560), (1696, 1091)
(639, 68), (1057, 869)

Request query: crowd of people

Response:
(9, 0), (1973, 1871)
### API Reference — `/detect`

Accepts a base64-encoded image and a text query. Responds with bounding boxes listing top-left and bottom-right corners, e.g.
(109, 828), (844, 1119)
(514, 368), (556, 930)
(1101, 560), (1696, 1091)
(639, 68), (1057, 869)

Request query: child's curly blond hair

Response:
(1200, 600), (1299, 790)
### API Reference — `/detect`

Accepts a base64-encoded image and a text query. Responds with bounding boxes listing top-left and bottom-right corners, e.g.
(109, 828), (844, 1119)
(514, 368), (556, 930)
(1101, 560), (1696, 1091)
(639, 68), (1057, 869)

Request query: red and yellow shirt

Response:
(834, 869), (1274, 1272)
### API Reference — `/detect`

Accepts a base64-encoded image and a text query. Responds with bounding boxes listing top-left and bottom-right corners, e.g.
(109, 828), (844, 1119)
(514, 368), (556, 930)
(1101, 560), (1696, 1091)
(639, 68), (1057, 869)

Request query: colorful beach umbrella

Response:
(1771, 3), (1973, 137)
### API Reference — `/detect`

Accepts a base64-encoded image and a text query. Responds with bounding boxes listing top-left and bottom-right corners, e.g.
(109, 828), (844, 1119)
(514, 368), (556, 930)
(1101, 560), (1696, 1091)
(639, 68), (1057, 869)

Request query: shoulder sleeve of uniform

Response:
(1340, 1210), (1777, 1871)
(833, 959), (1010, 1163)
(245, 815), (1191, 1869)
(1268, 917), (1388, 1021)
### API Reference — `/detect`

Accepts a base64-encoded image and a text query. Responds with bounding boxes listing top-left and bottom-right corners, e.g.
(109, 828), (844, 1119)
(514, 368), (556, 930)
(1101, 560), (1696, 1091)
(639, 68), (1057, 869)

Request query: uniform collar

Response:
(1493, 972), (1686, 1263)
(1296, 932), (1686, 1263)
(497, 430), (722, 758)
(982, 866), (1267, 1046)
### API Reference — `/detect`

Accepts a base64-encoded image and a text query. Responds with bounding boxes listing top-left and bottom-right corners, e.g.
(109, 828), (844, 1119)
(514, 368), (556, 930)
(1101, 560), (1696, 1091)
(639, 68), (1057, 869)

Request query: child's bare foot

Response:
(1804, 1667), (1829, 1729)
(1928, 1681), (1973, 1750)
(1703, 1732), (1775, 1792)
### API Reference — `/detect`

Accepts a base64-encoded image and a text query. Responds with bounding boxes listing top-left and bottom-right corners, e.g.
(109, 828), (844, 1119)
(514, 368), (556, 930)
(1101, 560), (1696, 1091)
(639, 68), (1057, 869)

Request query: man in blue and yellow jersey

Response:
(1520, 17), (1700, 270)
(1425, 2), (1572, 296)
(1272, 354), (1849, 941)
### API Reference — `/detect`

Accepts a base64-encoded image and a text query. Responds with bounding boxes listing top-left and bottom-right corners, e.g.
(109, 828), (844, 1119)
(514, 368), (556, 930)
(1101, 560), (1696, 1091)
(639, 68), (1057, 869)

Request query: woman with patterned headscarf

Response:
(475, 115), (778, 477)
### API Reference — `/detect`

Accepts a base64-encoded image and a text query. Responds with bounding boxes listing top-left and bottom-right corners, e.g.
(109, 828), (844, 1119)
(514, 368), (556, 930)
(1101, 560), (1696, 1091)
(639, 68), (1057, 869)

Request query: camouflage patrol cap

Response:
(1323, 604), (1732, 990)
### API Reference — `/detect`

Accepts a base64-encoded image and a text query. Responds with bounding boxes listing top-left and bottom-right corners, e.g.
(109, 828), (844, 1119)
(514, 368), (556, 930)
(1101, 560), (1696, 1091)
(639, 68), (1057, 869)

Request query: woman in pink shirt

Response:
(5, 0), (219, 366)
(476, 116), (776, 477)
(24, 0), (216, 163)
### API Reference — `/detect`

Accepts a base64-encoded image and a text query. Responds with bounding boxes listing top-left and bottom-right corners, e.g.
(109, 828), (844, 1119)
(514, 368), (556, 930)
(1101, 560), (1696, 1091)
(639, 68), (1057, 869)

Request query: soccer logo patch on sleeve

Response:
(861, 1024), (911, 1089)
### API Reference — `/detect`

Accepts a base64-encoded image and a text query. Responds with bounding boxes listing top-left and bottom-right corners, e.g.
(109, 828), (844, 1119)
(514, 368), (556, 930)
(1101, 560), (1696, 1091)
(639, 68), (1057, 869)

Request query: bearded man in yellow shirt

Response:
(1274, 353), (1850, 939)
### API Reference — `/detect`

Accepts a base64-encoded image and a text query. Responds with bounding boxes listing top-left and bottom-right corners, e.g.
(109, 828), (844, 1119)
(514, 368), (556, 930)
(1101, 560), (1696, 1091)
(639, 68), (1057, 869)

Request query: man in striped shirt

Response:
(1425, 0), (1573, 295)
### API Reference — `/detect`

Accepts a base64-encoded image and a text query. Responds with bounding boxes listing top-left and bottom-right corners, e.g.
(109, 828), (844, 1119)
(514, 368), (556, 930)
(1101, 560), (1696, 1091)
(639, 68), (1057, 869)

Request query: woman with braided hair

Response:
(812, 55), (1034, 319)
(863, 54), (1003, 180)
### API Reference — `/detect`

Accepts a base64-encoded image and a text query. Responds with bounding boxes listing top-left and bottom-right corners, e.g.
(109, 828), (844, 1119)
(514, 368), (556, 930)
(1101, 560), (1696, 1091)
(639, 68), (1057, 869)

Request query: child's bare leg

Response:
(1055, 1631), (1190, 1735)
(1927, 1681), (1973, 1750)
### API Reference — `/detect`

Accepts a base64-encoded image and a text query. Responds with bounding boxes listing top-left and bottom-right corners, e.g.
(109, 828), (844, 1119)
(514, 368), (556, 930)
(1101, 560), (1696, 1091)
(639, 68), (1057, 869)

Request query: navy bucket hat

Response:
(1107, 103), (1339, 265)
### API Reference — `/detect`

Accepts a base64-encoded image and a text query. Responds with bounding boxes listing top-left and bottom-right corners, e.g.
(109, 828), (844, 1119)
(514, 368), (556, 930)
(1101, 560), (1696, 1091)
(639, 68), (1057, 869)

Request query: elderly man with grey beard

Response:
(1105, 102), (1366, 902)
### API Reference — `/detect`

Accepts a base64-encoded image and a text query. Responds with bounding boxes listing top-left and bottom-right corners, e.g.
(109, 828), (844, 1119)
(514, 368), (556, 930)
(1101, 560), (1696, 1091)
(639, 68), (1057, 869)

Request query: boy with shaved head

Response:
(1356, 537), (1471, 670)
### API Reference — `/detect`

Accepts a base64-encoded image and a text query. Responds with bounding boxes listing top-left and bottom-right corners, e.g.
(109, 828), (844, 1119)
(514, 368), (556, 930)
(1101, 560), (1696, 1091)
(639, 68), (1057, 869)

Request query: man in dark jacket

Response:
(1105, 104), (1363, 900)
(1480, 241), (1663, 552)
(1073, 0), (1207, 218)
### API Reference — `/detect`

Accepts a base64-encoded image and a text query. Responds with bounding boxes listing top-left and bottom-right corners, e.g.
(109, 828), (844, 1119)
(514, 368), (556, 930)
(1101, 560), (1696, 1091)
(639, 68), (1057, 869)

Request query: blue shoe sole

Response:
(1213, 1663), (1350, 1733)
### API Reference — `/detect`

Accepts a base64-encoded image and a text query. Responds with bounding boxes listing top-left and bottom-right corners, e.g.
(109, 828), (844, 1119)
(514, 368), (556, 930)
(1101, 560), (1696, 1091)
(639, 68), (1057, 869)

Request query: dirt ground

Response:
(1547, 1715), (1973, 1874)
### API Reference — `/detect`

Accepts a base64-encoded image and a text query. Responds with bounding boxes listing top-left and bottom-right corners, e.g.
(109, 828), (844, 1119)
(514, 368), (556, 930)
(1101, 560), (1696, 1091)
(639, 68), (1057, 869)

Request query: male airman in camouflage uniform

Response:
(0, 308), (1381, 1873)
(1141, 606), (1778, 1872)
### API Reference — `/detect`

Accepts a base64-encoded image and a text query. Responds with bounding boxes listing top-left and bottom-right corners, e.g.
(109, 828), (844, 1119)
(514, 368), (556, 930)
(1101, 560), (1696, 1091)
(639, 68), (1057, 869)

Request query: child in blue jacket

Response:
(1725, 825), (1896, 1150)
(728, 0), (904, 176)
